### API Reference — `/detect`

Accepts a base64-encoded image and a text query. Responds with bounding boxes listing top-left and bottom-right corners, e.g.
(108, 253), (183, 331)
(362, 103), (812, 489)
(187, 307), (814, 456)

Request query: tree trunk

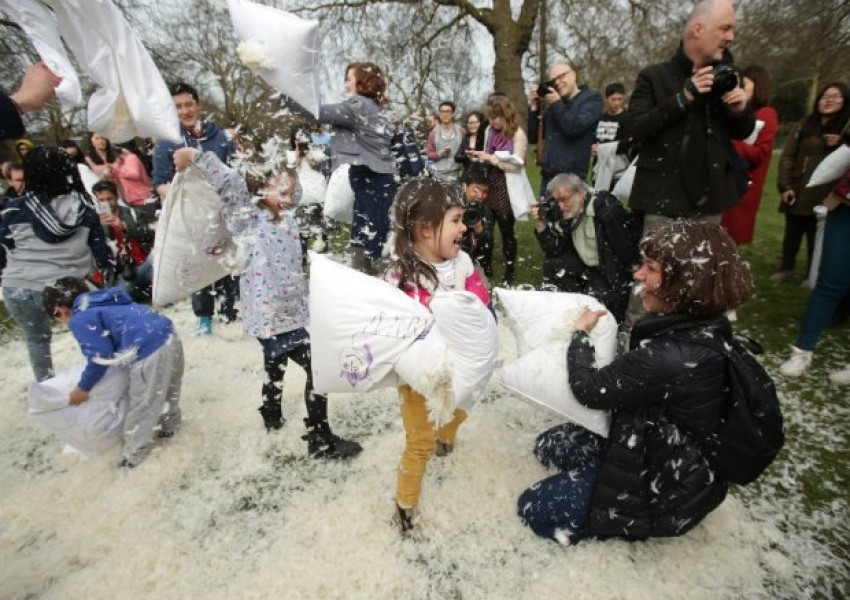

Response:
(538, 0), (548, 81)
(487, 0), (540, 129)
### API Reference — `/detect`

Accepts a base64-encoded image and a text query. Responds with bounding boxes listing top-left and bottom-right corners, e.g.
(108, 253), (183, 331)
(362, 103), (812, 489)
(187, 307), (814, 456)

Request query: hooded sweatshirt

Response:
(70, 288), (174, 391)
(0, 191), (112, 290)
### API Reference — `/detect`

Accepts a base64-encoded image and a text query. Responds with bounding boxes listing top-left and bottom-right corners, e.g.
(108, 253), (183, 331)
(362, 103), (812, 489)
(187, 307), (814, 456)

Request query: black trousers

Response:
(262, 342), (328, 428)
(779, 213), (817, 272)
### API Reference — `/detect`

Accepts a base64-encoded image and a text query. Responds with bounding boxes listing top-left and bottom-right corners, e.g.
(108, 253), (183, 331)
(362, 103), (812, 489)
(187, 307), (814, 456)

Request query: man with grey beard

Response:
(531, 173), (640, 322)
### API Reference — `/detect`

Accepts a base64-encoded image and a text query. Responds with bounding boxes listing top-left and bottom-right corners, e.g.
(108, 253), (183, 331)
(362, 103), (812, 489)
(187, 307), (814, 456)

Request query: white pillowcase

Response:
(44, 0), (180, 143)
(807, 144), (850, 188)
(308, 253), (432, 394)
(395, 291), (499, 424)
(0, 0), (82, 105)
(495, 288), (616, 437)
(227, 0), (321, 118)
(309, 255), (499, 425)
(29, 364), (128, 457)
(298, 162), (328, 206)
(323, 165), (355, 223)
(151, 166), (237, 307)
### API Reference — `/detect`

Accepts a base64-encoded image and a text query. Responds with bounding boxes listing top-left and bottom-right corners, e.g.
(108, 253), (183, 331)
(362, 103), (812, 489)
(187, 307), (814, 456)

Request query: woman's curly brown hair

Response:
(641, 220), (753, 316)
(346, 62), (389, 106)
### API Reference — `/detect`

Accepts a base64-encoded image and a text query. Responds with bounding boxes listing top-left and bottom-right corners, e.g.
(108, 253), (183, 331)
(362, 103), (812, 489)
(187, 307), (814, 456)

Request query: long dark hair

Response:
(800, 81), (850, 138)
(60, 139), (86, 165)
(391, 178), (466, 291)
(86, 132), (118, 165)
(740, 66), (772, 111)
(464, 111), (488, 150)
(23, 146), (90, 200)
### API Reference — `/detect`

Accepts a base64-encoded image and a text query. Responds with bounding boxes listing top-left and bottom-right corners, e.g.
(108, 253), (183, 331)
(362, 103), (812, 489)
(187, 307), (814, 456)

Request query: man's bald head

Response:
(683, 0), (736, 67)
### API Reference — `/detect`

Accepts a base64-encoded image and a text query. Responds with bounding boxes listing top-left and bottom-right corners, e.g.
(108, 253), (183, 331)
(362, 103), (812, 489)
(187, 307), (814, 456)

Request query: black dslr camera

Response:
(116, 256), (135, 281)
(463, 203), (484, 228)
(538, 196), (562, 223)
(711, 64), (739, 96)
(537, 79), (556, 98)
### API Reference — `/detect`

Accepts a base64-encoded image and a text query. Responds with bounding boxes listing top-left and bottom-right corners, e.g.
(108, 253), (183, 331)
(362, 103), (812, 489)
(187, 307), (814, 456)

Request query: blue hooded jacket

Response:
(152, 119), (236, 188)
(70, 288), (174, 391)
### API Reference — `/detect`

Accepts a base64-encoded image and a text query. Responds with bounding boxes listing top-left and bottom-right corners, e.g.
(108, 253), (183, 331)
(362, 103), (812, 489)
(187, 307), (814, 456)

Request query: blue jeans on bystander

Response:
(2, 286), (54, 382)
(795, 205), (850, 351)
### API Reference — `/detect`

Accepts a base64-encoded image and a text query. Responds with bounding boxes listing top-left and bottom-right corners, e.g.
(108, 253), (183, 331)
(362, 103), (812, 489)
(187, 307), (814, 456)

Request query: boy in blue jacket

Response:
(43, 277), (184, 468)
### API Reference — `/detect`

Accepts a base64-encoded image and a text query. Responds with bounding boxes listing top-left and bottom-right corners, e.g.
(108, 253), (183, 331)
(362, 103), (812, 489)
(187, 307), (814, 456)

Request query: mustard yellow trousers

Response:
(396, 384), (468, 509)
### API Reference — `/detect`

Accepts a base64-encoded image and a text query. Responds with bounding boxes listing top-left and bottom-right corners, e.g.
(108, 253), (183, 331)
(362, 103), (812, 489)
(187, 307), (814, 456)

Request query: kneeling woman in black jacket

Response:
(518, 221), (754, 544)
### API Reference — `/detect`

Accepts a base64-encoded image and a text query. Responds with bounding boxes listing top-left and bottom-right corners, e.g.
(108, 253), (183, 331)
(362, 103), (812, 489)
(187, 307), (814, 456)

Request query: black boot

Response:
(394, 503), (418, 534)
(503, 261), (515, 286)
(302, 420), (362, 459)
(259, 383), (285, 431)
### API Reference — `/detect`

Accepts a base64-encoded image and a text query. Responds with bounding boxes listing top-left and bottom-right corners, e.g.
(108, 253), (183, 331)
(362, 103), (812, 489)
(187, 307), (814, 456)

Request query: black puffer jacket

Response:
(568, 313), (732, 539)
(626, 45), (755, 217)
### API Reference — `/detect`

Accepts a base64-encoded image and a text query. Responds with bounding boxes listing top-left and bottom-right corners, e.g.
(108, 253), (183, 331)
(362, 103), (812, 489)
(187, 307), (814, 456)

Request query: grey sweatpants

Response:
(123, 333), (184, 465)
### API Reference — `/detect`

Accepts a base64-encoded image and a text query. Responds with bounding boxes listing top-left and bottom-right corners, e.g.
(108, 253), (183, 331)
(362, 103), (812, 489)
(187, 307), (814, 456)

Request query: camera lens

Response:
(463, 205), (483, 228)
(541, 198), (562, 223)
(711, 64), (738, 96)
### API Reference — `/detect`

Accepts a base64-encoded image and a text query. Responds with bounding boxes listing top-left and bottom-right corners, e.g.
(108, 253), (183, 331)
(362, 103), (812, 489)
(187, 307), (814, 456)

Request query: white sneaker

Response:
(829, 365), (850, 385)
(779, 347), (813, 377)
(769, 270), (794, 284)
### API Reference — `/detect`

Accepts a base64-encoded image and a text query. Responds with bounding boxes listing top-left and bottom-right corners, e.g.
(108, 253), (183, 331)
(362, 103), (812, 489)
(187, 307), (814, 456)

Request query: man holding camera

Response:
(528, 63), (603, 197)
(532, 173), (640, 322)
(619, 0), (756, 340)
(459, 164), (495, 278)
(627, 0), (754, 223)
(94, 180), (155, 302)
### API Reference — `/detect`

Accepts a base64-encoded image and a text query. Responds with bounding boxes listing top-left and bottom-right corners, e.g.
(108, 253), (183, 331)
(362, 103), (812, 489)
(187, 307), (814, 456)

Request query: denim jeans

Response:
(348, 166), (397, 259)
(2, 286), (54, 381)
(115, 256), (153, 302)
(795, 205), (850, 351)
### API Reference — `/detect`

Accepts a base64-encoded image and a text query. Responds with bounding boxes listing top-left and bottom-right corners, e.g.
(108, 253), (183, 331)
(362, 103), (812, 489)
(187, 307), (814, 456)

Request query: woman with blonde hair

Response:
(468, 96), (528, 285)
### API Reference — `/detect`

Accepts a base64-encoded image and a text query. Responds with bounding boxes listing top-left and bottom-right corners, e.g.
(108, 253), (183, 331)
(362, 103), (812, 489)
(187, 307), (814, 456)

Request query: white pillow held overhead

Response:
(43, 0), (180, 143)
(227, 0), (322, 118)
(0, 0), (82, 105)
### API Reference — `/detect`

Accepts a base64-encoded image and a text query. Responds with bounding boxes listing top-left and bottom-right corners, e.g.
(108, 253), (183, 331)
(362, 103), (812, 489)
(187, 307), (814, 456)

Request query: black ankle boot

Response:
(394, 503), (419, 535)
(504, 262), (515, 286)
(302, 420), (362, 459)
(259, 383), (284, 431)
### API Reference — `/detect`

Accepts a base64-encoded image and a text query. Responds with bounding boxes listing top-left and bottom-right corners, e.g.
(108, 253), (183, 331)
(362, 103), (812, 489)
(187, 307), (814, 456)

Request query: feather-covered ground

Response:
(0, 285), (847, 599)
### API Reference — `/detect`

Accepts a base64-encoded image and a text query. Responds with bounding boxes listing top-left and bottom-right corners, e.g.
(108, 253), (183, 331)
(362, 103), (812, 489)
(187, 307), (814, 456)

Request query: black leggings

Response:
(493, 210), (517, 278)
(780, 213), (817, 272)
(263, 343), (328, 427)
